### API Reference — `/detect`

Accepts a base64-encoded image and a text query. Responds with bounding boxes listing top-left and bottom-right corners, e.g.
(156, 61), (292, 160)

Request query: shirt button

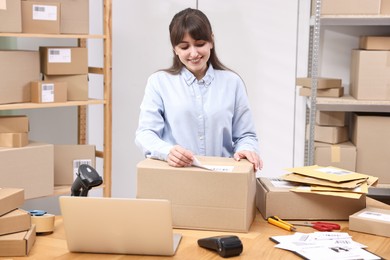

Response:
(198, 115), (202, 119)
(199, 136), (204, 140)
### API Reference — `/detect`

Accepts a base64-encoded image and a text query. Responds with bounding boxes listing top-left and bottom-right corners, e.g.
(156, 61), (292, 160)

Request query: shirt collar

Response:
(182, 64), (215, 87)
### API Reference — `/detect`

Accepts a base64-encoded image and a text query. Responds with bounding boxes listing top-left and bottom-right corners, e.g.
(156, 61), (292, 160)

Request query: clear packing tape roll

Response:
(31, 214), (55, 233)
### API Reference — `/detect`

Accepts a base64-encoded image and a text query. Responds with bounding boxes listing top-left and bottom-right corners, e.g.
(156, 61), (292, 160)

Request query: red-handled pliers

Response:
(292, 221), (341, 231)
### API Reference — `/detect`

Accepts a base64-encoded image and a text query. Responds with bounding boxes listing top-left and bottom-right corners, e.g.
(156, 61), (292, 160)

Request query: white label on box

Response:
(48, 49), (71, 63)
(32, 5), (58, 21)
(269, 178), (299, 188)
(73, 159), (92, 180)
(40, 83), (54, 103)
(0, 0), (6, 10)
(204, 165), (234, 172)
(358, 211), (390, 222)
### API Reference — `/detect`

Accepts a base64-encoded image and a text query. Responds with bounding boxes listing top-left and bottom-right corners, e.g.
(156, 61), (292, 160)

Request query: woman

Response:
(135, 8), (263, 171)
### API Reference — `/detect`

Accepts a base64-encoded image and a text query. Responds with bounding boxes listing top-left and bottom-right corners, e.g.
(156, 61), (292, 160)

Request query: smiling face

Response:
(174, 32), (213, 80)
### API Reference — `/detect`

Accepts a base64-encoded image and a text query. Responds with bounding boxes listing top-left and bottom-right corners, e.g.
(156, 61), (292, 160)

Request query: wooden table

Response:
(14, 198), (390, 259)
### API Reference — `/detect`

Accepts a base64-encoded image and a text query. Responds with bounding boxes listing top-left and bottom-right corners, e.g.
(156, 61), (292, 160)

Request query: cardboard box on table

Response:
(0, 142), (54, 199)
(137, 156), (256, 232)
(349, 207), (390, 238)
(256, 177), (366, 220)
(0, 188), (24, 216)
(0, 209), (31, 236)
(0, 0), (22, 33)
(0, 224), (36, 257)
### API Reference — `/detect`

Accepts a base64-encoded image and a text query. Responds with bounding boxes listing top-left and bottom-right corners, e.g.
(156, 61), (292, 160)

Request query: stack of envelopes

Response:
(281, 165), (378, 199)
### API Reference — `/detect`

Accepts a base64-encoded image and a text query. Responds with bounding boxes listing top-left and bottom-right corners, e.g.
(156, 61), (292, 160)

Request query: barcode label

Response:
(32, 5), (58, 21)
(48, 49), (71, 63)
(41, 83), (54, 102)
(42, 83), (54, 91)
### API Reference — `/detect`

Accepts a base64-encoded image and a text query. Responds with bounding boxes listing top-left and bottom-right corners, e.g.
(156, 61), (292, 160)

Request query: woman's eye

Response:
(178, 45), (189, 50)
(196, 42), (206, 47)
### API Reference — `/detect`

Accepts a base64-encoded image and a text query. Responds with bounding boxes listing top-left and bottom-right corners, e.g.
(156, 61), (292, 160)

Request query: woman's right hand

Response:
(167, 145), (194, 167)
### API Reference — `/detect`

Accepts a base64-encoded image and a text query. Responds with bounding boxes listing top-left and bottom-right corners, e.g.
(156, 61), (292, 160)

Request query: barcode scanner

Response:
(198, 235), (243, 258)
(71, 164), (103, 196)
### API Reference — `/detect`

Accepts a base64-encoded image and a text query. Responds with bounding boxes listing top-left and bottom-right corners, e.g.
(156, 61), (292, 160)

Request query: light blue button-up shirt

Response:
(135, 65), (260, 161)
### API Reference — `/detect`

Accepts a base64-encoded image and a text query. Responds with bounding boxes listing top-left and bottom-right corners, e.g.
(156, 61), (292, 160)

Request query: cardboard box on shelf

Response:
(137, 156), (256, 232)
(40, 47), (88, 75)
(359, 36), (390, 50)
(299, 87), (344, 98)
(313, 125), (349, 144)
(0, 188), (24, 216)
(43, 74), (88, 101)
(0, 209), (31, 236)
(0, 224), (36, 257)
(296, 77), (342, 89)
(0, 133), (28, 148)
(21, 1), (61, 34)
(256, 177), (366, 220)
(352, 113), (390, 184)
(350, 50), (390, 100)
(314, 141), (356, 172)
(316, 0), (380, 15)
(316, 110), (346, 126)
(0, 0), (22, 33)
(30, 81), (67, 103)
(0, 142), (54, 199)
(32, 0), (89, 34)
(349, 207), (390, 238)
(0, 50), (40, 104)
(54, 144), (96, 186)
(0, 116), (29, 133)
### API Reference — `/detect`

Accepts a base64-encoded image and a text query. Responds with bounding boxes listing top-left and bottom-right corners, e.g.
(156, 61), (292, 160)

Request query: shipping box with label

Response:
(40, 47), (88, 75)
(349, 207), (390, 238)
(31, 81), (67, 103)
(44, 74), (88, 101)
(256, 177), (366, 220)
(137, 156), (256, 232)
(21, 1), (60, 34)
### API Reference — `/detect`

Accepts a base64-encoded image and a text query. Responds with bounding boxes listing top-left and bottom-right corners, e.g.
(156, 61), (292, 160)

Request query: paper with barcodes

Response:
(32, 5), (58, 21)
(73, 159), (92, 180)
(48, 49), (71, 63)
(41, 83), (54, 102)
(358, 211), (390, 222)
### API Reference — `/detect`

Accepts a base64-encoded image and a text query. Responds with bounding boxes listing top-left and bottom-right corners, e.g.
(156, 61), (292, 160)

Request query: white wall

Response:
(112, 0), (305, 198)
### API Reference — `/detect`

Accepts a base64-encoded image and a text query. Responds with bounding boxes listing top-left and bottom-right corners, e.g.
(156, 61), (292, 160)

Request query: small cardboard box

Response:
(0, 224), (36, 257)
(0, 50), (40, 104)
(0, 0), (22, 33)
(137, 157), (256, 232)
(0, 133), (28, 148)
(21, 1), (60, 34)
(296, 77), (342, 89)
(350, 50), (390, 100)
(314, 141), (357, 172)
(313, 125), (349, 144)
(40, 47), (88, 75)
(352, 113), (390, 184)
(0, 188), (24, 216)
(54, 144), (96, 185)
(349, 207), (390, 238)
(0, 142), (54, 199)
(316, 111), (346, 126)
(32, 0), (89, 34)
(299, 87), (344, 98)
(256, 177), (366, 220)
(359, 36), (390, 51)
(318, 0), (380, 15)
(31, 81), (67, 103)
(44, 74), (88, 101)
(0, 209), (31, 236)
(0, 116), (29, 133)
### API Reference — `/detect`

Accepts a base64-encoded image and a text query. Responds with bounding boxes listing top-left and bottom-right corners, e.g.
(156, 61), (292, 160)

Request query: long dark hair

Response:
(163, 8), (229, 74)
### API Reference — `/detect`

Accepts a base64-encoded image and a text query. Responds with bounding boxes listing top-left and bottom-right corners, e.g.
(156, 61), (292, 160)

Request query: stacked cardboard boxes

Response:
(0, 188), (36, 257)
(297, 77), (344, 98)
(0, 116), (29, 148)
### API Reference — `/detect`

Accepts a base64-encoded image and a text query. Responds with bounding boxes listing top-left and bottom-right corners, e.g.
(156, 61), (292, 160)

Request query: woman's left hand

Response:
(234, 151), (263, 171)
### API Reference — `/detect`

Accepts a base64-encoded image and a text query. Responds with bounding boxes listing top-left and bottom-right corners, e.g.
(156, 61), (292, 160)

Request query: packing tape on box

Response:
(31, 214), (55, 233)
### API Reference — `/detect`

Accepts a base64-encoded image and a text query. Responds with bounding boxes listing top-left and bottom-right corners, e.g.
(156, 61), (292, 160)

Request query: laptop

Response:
(59, 196), (182, 256)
